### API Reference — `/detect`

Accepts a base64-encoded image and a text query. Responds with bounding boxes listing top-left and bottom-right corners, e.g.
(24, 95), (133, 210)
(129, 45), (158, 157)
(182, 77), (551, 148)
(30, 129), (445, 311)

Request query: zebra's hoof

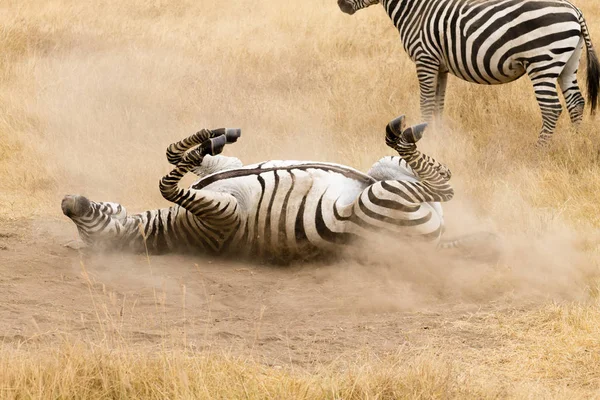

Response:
(61, 195), (91, 218)
(535, 136), (552, 149)
(209, 128), (241, 144)
(388, 115), (406, 137)
(225, 128), (241, 143)
(199, 134), (227, 156)
(401, 123), (427, 144)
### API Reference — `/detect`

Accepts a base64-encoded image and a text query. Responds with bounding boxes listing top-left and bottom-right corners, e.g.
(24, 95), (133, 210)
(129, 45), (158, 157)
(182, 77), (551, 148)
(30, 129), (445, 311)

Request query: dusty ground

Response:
(0, 216), (590, 370)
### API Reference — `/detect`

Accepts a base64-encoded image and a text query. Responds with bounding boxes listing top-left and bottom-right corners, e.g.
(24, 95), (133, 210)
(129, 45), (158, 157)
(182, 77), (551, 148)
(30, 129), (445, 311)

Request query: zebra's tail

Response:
(580, 14), (599, 114)
(438, 232), (503, 263)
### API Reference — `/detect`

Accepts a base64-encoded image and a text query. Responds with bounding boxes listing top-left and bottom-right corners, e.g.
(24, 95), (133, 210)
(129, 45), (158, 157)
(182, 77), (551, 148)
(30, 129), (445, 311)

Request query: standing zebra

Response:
(62, 118), (491, 261)
(338, 0), (600, 145)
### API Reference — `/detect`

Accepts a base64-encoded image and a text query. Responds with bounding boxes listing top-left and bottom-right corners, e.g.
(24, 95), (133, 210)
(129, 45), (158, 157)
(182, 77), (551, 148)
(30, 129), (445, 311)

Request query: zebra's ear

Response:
(401, 123), (427, 143)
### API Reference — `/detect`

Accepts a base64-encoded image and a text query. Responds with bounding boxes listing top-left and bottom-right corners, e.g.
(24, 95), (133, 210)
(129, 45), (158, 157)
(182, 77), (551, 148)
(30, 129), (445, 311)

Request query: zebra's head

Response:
(62, 195), (127, 249)
(337, 0), (379, 15)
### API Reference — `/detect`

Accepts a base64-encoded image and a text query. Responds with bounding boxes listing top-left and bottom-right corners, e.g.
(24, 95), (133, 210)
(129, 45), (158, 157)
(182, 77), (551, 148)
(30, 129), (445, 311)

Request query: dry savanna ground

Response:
(1, 0), (600, 398)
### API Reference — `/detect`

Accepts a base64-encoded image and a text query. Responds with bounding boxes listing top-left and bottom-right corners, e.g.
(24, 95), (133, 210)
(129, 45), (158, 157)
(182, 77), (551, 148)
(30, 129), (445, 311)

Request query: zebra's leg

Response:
(160, 133), (241, 229)
(529, 72), (562, 146)
(434, 70), (448, 125)
(384, 116), (453, 203)
(165, 128), (241, 165)
(558, 39), (586, 126)
(416, 60), (440, 123)
(526, 48), (585, 146)
(349, 118), (452, 243)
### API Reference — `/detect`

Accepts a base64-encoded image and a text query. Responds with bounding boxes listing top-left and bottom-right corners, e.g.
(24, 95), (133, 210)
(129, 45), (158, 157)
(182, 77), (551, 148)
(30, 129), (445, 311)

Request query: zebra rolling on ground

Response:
(337, 0), (600, 146)
(62, 117), (493, 261)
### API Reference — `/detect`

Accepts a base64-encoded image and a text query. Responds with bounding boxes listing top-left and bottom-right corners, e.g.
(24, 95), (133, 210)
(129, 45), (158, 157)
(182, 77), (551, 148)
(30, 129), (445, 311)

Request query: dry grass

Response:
(2, 300), (600, 399)
(1, 0), (600, 398)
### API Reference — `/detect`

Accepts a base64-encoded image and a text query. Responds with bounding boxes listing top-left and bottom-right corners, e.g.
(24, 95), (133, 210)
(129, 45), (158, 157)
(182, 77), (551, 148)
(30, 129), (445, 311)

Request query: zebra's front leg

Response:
(528, 71), (563, 147)
(166, 128), (241, 165)
(416, 60), (440, 124)
(160, 131), (242, 250)
(434, 70), (448, 125)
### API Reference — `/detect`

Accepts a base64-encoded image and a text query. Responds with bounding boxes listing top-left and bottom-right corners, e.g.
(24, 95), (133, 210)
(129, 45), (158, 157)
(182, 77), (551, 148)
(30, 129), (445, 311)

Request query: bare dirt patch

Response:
(0, 217), (592, 371)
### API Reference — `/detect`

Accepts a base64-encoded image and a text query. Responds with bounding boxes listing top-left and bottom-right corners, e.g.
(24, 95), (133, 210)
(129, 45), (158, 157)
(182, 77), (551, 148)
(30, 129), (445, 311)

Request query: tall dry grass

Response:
(1, 0), (600, 398)
(2, 298), (600, 399)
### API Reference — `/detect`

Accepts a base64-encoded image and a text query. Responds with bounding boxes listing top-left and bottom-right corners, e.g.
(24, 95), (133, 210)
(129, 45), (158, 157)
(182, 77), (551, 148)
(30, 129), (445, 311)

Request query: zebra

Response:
(337, 0), (600, 146)
(62, 117), (494, 262)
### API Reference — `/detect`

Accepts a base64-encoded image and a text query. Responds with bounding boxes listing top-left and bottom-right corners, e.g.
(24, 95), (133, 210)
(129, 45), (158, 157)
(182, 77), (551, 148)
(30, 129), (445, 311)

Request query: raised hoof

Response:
(387, 115), (406, 137)
(401, 123), (427, 144)
(386, 115), (407, 146)
(61, 195), (91, 218)
(224, 128), (241, 143)
(209, 128), (241, 143)
(199, 134), (228, 156)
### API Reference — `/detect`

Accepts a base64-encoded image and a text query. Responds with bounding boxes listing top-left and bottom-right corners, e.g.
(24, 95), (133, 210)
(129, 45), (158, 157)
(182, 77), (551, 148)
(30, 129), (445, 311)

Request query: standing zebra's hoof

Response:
(535, 134), (552, 149)
(61, 195), (91, 218)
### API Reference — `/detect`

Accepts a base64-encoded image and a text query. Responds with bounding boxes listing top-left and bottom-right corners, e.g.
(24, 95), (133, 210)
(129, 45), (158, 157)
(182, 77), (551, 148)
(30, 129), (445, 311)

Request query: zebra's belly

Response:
(191, 161), (444, 258)
(194, 161), (374, 257)
(445, 62), (525, 85)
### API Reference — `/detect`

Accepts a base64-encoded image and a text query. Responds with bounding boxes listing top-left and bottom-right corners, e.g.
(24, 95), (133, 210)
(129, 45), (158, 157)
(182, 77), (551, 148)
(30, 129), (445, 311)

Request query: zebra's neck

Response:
(124, 206), (241, 255)
(111, 207), (180, 254)
(381, 0), (441, 58)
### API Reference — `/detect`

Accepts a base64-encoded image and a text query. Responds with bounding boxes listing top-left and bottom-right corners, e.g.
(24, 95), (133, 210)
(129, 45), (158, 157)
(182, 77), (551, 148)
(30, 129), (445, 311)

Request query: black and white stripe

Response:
(338, 0), (600, 145)
(62, 119), (467, 261)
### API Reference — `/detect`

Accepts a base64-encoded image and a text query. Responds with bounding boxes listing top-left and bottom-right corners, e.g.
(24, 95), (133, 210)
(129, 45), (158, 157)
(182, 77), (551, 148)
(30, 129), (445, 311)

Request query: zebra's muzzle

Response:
(61, 195), (91, 218)
(338, 0), (356, 15)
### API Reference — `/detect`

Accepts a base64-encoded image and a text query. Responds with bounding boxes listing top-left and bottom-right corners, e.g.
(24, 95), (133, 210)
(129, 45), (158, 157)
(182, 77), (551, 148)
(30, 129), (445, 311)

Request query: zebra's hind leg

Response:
(558, 39), (586, 126)
(529, 72), (562, 147)
(526, 43), (586, 146)
(385, 117), (453, 202)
